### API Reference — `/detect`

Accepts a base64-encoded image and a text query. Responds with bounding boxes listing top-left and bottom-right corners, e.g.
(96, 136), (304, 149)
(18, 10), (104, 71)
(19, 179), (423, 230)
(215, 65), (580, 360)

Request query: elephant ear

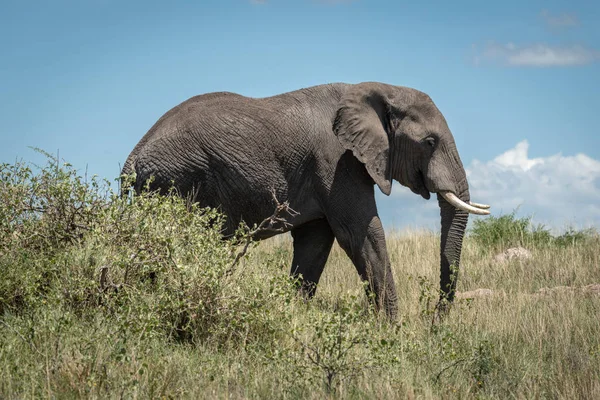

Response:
(333, 84), (393, 195)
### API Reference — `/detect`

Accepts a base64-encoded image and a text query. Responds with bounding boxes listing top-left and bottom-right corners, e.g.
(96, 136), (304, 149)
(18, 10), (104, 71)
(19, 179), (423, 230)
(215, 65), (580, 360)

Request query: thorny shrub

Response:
(0, 152), (294, 345)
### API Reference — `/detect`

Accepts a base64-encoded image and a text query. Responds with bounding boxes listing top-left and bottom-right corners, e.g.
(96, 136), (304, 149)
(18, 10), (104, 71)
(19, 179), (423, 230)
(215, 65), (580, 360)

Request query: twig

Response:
(434, 358), (468, 383)
(225, 189), (298, 277)
(292, 333), (321, 368)
(99, 265), (121, 293)
(0, 319), (43, 356)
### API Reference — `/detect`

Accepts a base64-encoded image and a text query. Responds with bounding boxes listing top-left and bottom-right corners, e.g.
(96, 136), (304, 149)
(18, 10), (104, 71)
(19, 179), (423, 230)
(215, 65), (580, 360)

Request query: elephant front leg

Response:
(290, 219), (335, 298)
(331, 215), (399, 319)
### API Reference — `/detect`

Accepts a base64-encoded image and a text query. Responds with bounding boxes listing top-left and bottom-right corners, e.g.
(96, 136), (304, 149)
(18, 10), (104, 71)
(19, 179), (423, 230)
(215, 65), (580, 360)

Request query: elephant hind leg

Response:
(290, 219), (335, 298)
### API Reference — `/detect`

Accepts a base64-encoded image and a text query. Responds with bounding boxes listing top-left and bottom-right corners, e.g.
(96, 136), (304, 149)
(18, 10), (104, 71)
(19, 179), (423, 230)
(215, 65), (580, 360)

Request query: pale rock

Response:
(494, 246), (532, 264)
(456, 288), (495, 299)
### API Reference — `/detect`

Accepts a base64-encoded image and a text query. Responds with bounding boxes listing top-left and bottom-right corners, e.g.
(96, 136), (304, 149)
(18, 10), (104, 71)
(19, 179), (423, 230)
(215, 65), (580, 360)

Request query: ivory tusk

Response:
(469, 201), (490, 210)
(440, 192), (491, 215)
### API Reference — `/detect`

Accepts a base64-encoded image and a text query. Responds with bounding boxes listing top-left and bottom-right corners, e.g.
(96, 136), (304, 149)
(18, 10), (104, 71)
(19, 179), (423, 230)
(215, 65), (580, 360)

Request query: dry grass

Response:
(2, 227), (599, 399)
(244, 231), (600, 399)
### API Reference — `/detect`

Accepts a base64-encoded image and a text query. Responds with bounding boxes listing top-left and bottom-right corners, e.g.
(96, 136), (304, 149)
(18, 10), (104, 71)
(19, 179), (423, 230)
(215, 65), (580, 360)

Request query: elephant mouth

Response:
(412, 169), (430, 200)
(412, 170), (491, 215)
(408, 171), (491, 214)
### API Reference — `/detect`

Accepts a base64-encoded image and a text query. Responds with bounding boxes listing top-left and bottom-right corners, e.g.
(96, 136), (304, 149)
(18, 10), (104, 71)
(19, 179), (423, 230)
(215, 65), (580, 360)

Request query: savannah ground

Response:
(1, 155), (599, 399)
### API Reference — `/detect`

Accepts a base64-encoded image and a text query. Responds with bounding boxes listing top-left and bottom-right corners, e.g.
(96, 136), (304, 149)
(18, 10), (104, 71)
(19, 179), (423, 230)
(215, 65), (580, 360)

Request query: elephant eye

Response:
(424, 137), (436, 148)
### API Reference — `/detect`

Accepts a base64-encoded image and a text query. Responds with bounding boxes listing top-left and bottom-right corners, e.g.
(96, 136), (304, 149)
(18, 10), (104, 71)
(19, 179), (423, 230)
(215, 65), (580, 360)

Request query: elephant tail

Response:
(120, 156), (138, 197)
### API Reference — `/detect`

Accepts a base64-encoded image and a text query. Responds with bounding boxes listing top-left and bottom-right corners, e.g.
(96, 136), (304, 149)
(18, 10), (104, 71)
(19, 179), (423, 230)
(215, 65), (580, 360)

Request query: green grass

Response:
(1, 154), (599, 399)
(470, 211), (596, 249)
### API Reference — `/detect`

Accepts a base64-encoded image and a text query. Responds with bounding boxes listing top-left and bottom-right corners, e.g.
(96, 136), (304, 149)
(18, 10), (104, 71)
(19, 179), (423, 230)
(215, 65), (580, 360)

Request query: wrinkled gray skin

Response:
(123, 82), (470, 319)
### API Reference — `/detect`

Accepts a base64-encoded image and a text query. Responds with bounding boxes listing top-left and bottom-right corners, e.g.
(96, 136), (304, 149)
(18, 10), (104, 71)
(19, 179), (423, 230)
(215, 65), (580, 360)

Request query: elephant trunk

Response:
(437, 181), (469, 310)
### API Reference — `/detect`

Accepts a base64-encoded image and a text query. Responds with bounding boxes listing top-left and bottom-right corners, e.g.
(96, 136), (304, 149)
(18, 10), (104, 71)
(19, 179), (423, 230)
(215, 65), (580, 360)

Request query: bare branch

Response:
(99, 265), (121, 293)
(225, 189), (298, 277)
(0, 319), (43, 356)
(434, 358), (468, 382)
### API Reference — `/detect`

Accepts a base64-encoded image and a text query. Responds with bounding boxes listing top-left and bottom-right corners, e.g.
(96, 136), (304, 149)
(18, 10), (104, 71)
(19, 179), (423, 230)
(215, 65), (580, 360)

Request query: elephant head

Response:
(333, 82), (490, 307)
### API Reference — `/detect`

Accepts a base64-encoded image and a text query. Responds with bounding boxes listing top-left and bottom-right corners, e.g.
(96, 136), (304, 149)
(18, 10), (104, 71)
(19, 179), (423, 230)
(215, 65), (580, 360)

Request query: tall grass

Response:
(470, 211), (595, 249)
(1, 154), (599, 399)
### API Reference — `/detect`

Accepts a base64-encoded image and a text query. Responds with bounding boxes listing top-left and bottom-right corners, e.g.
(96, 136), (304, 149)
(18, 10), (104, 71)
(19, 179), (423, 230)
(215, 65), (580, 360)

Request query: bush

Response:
(470, 211), (596, 250)
(0, 152), (294, 345)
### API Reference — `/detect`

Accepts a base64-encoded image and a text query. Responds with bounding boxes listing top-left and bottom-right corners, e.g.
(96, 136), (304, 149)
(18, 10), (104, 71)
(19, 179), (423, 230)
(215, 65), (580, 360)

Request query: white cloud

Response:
(540, 9), (579, 29)
(492, 140), (543, 171)
(475, 42), (600, 67)
(467, 140), (600, 230)
(378, 141), (600, 232)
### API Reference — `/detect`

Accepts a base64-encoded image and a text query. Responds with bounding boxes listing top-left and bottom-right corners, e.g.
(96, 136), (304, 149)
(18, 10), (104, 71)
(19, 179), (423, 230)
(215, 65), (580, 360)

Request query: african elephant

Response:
(122, 82), (490, 319)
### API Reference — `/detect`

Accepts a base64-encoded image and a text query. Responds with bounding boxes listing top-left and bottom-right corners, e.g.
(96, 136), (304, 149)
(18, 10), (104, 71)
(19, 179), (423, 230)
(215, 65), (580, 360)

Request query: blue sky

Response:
(2, 0), (599, 231)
